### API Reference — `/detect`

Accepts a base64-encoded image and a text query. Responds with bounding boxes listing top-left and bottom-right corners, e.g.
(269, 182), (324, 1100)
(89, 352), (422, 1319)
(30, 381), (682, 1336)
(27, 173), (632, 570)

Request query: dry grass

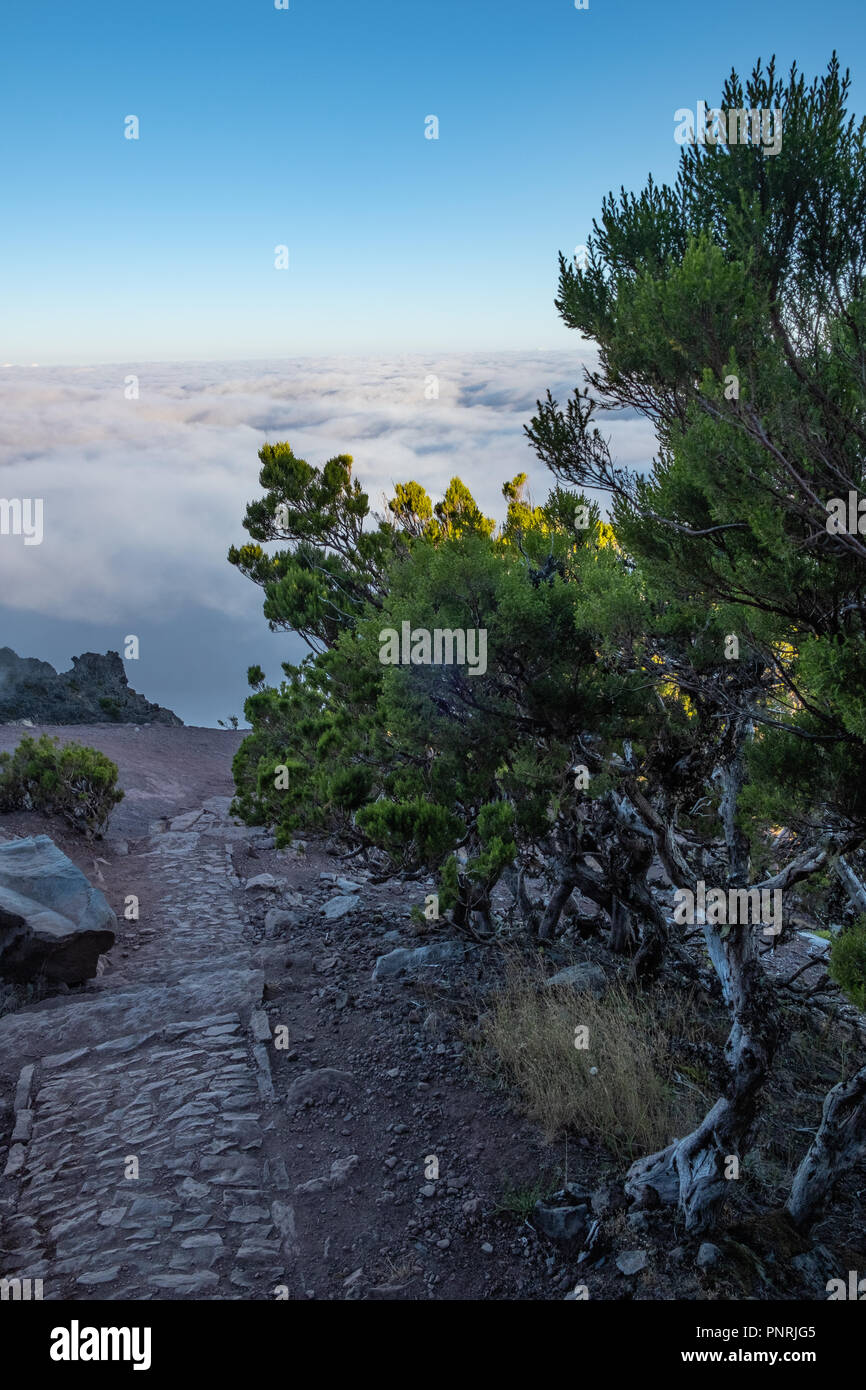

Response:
(478, 954), (707, 1160)
(748, 1017), (858, 1194)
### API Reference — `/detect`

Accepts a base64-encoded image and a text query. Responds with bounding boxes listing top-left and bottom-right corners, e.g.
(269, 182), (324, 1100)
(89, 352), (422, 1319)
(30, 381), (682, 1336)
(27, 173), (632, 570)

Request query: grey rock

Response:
(173, 1215), (211, 1232)
(616, 1249), (648, 1275)
(245, 873), (279, 892)
(696, 1241), (722, 1270)
(798, 931), (831, 953)
(250, 1010), (271, 1042)
(330, 1154), (360, 1188)
(533, 1188), (592, 1247)
(3, 1143), (26, 1177)
(0, 836), (116, 984)
(252, 1044), (275, 1102)
(323, 895), (360, 920)
(591, 1183), (628, 1217)
(372, 941), (465, 983)
(295, 1176), (328, 1196)
(14, 1063), (34, 1111)
(198, 1155), (261, 1184)
(235, 1240), (282, 1263)
(285, 1068), (355, 1109)
(271, 1202), (296, 1240)
(179, 1234), (223, 1268)
(791, 1244), (837, 1294)
(264, 908), (298, 938)
(97, 1207), (127, 1227)
(11, 1110), (33, 1143)
(546, 963), (608, 997)
(228, 1205), (270, 1223)
(149, 1271), (219, 1291)
(76, 1267), (120, 1286)
(38, 1046), (90, 1069)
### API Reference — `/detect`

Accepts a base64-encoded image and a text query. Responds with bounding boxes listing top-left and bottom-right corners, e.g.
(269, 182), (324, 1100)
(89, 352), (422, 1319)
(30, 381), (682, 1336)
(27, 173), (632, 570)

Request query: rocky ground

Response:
(0, 724), (864, 1302)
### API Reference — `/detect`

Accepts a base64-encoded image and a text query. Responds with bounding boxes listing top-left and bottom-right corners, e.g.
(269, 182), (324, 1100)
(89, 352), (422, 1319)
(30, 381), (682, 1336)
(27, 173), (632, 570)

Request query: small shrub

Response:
(493, 1176), (552, 1218)
(829, 919), (866, 1009)
(355, 798), (463, 868)
(0, 734), (124, 836)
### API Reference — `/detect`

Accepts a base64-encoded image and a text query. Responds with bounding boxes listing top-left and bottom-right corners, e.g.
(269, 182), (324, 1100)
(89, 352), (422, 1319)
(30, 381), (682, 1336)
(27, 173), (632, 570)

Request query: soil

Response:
(0, 723), (864, 1302)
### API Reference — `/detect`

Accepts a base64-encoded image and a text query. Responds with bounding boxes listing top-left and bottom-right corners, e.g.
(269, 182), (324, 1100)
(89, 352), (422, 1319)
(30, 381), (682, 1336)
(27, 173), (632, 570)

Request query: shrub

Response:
(355, 798), (463, 868)
(0, 734), (124, 836)
(829, 920), (866, 1010)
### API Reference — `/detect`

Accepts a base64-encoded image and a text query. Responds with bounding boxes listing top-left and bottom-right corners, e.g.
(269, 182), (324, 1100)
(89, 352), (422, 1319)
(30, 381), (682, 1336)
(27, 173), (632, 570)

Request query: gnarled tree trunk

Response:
(786, 1062), (866, 1229)
(626, 917), (779, 1231)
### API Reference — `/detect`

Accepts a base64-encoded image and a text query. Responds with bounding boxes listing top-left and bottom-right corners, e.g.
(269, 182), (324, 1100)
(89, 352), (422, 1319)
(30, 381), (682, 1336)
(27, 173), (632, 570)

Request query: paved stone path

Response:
(0, 807), (299, 1300)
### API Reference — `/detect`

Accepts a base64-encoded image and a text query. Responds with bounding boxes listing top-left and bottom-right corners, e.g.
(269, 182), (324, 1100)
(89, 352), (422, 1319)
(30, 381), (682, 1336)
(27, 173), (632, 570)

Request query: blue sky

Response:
(3, 0), (863, 364)
(1, 3), (864, 725)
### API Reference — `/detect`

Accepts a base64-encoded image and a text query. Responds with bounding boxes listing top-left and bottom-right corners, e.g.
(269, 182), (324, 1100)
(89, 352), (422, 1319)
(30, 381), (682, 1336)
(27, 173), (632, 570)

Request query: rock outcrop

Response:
(0, 647), (182, 725)
(0, 835), (116, 984)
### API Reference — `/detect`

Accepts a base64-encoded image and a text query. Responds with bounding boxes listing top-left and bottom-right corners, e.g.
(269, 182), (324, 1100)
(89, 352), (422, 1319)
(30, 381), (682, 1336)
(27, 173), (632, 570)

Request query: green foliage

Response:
(829, 919), (866, 1009)
(0, 734), (124, 836)
(492, 1176), (551, 1219)
(525, 53), (866, 860)
(230, 56), (866, 964)
(355, 799), (464, 869)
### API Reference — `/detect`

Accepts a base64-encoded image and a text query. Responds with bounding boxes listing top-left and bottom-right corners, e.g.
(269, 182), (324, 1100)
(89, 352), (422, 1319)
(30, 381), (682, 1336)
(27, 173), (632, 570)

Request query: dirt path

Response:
(0, 724), (246, 840)
(0, 726), (565, 1302)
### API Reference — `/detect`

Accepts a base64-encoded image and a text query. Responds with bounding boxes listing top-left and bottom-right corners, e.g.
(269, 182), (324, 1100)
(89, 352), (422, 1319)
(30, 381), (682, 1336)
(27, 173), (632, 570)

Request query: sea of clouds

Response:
(0, 353), (655, 723)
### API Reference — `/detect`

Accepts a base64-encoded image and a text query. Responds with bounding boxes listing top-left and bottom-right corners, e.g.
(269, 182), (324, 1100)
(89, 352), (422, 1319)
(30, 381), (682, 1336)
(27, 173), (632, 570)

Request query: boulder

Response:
(0, 836), (116, 984)
(285, 1068), (355, 1109)
(546, 963), (607, 997)
(323, 895), (360, 920)
(244, 873), (280, 892)
(263, 908), (299, 939)
(372, 941), (465, 982)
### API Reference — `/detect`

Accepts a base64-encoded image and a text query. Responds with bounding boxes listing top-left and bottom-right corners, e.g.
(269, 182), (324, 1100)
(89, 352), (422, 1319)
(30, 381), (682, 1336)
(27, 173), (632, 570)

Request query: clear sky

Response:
(3, 0), (864, 364)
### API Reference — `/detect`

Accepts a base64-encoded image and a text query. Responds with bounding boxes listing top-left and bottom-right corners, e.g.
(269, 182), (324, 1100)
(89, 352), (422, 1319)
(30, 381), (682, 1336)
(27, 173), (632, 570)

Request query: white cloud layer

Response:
(0, 352), (657, 623)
